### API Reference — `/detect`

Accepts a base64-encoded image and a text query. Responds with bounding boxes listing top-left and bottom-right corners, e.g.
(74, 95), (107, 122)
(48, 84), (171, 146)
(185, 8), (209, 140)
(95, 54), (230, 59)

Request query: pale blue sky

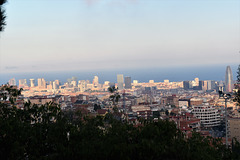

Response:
(0, 0), (239, 73)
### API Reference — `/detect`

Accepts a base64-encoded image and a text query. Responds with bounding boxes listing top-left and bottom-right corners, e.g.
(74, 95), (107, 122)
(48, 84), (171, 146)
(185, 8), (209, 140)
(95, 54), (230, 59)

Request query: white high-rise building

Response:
(53, 81), (58, 90)
(30, 79), (35, 87)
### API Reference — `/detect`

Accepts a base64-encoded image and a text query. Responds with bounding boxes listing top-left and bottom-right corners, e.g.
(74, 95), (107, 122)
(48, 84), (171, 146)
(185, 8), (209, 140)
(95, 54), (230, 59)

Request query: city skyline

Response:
(0, 0), (239, 73)
(1, 1), (240, 157)
(0, 64), (239, 85)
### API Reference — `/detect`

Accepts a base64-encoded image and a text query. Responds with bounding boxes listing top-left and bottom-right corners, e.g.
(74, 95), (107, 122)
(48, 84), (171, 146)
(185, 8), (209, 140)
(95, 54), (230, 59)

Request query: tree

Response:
(93, 103), (101, 111)
(108, 86), (120, 111)
(0, 0), (7, 32)
(1, 86), (239, 159)
(234, 64), (240, 107)
(237, 64), (240, 83)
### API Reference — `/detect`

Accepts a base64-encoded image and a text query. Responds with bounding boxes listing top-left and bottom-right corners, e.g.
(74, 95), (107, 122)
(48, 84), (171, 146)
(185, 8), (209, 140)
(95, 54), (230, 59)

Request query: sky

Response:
(0, 0), (239, 74)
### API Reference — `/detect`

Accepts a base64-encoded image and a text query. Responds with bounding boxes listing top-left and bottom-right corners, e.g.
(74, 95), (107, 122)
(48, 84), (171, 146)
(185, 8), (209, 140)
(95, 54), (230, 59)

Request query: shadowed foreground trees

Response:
(0, 87), (240, 159)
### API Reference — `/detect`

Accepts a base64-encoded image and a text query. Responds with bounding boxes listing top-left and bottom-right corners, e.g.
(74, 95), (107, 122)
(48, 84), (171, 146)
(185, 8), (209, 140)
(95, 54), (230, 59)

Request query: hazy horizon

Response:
(0, 64), (238, 85)
(0, 0), (239, 74)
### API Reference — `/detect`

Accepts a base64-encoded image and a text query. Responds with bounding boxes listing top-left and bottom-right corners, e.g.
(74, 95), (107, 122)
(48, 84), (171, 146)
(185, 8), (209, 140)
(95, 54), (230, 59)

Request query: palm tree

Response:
(108, 86), (120, 111)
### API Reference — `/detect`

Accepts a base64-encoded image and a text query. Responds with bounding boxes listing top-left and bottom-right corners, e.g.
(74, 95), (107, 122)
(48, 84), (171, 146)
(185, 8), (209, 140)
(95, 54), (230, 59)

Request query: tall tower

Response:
(37, 78), (42, 88)
(124, 76), (132, 89)
(225, 66), (233, 92)
(117, 74), (124, 90)
(183, 81), (190, 90)
(30, 79), (35, 87)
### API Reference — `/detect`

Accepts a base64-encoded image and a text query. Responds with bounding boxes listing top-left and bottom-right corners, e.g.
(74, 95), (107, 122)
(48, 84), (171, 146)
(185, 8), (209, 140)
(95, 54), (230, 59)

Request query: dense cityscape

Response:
(3, 65), (240, 144)
(1, 0), (240, 159)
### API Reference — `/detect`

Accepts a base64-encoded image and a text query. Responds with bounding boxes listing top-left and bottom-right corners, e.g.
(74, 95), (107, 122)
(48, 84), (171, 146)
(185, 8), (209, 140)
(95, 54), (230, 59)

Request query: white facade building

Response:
(192, 104), (220, 128)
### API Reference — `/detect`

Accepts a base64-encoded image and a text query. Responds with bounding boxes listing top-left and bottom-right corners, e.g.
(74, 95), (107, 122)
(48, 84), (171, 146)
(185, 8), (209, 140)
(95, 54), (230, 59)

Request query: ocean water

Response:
(0, 64), (238, 85)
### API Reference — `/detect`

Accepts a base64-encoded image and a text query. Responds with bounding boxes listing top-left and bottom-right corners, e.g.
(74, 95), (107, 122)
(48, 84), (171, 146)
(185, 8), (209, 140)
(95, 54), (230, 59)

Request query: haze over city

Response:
(0, 0), (239, 74)
(2, 0), (240, 159)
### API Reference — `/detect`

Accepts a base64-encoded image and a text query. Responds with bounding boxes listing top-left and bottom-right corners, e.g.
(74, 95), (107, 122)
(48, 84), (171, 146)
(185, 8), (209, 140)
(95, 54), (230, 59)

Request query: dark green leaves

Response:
(0, 0), (6, 32)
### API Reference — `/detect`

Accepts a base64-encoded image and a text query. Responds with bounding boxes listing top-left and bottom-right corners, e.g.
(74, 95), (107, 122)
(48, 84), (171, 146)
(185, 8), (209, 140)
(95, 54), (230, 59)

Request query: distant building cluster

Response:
(3, 65), (239, 145)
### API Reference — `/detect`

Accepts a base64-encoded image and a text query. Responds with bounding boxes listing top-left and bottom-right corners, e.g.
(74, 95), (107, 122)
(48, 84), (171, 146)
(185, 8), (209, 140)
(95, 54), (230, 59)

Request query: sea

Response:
(0, 64), (238, 85)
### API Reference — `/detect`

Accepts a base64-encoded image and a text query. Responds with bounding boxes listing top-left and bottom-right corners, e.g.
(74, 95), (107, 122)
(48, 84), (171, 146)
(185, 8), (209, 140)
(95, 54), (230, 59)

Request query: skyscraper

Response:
(125, 76), (132, 89)
(117, 74), (124, 90)
(183, 81), (190, 90)
(38, 78), (46, 89)
(30, 79), (35, 87)
(38, 78), (42, 88)
(41, 78), (47, 89)
(225, 66), (233, 92)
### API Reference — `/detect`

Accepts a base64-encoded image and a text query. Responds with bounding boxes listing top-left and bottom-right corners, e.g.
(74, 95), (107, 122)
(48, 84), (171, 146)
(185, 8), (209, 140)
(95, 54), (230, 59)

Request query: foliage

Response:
(237, 65), (240, 83)
(93, 103), (101, 111)
(0, 87), (240, 159)
(108, 86), (120, 108)
(0, 0), (6, 32)
(234, 64), (240, 107)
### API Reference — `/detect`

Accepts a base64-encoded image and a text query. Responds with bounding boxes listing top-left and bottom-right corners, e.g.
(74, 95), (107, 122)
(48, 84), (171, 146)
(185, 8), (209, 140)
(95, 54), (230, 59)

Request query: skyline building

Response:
(133, 80), (138, 84)
(55, 80), (60, 86)
(38, 78), (42, 88)
(78, 80), (87, 92)
(30, 79), (35, 87)
(183, 81), (190, 90)
(93, 76), (99, 86)
(202, 80), (208, 91)
(149, 80), (154, 83)
(53, 81), (58, 90)
(38, 78), (46, 89)
(8, 78), (16, 86)
(19, 79), (27, 88)
(125, 76), (132, 89)
(225, 66), (233, 92)
(195, 77), (199, 86)
(117, 74), (124, 90)
(164, 79), (169, 84)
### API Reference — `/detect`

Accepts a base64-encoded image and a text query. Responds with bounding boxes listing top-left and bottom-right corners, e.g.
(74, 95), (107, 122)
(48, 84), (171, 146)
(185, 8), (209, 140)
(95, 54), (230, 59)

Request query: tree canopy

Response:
(1, 87), (240, 159)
